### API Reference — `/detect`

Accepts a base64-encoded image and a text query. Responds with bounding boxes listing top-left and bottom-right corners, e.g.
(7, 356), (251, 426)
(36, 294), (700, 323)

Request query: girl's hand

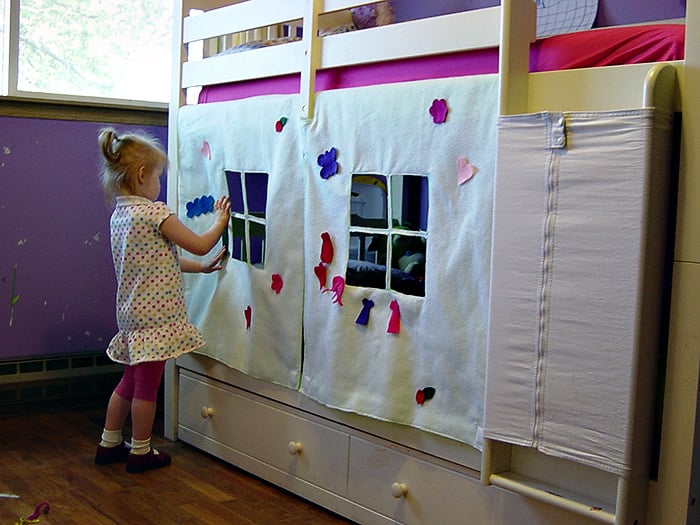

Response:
(214, 196), (231, 229)
(200, 246), (228, 273)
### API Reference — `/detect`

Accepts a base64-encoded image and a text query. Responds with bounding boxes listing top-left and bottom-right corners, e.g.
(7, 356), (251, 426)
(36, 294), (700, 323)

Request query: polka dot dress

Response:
(106, 196), (204, 365)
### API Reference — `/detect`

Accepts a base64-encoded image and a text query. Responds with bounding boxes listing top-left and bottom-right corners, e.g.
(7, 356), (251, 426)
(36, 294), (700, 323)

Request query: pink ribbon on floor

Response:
(15, 502), (49, 525)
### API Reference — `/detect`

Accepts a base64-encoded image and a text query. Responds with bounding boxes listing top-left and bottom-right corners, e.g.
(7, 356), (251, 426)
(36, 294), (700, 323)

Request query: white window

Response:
(224, 170), (269, 268)
(347, 173), (428, 297)
(1, 0), (172, 105)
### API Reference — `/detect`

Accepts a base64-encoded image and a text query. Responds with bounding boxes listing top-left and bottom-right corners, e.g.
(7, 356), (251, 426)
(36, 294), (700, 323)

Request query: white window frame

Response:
(1, 0), (168, 109)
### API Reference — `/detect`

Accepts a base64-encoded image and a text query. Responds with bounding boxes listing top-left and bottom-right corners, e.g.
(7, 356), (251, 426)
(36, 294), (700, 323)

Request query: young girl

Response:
(94, 128), (230, 473)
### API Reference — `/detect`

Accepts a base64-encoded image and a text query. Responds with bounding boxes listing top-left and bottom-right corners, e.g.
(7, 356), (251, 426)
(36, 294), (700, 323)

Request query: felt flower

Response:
(317, 147), (338, 179)
(186, 195), (215, 218)
(429, 98), (448, 124)
(415, 387), (436, 405)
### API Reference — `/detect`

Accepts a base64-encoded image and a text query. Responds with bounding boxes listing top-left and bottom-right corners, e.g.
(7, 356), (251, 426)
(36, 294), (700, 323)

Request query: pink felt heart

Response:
(271, 273), (283, 294)
(200, 140), (211, 159)
(457, 156), (475, 185)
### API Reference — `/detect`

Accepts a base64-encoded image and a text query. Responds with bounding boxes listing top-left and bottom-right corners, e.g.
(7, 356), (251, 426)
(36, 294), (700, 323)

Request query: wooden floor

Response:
(0, 394), (356, 525)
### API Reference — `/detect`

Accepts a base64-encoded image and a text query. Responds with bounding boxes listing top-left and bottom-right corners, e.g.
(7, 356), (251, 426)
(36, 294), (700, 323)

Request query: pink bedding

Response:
(198, 24), (684, 104)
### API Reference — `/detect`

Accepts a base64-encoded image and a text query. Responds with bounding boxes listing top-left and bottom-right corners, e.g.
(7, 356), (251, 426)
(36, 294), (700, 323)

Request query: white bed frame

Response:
(166, 1), (699, 524)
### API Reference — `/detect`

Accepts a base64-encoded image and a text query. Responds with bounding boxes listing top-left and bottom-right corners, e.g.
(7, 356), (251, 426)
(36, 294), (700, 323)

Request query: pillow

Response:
(350, 2), (394, 29)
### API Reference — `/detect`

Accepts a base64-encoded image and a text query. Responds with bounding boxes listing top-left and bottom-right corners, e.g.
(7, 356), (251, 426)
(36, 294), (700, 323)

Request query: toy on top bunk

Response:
(217, 1), (394, 55)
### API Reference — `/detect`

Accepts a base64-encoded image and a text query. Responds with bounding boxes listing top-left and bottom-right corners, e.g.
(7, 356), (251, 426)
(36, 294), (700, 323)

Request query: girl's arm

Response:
(160, 196), (230, 256)
(180, 247), (228, 273)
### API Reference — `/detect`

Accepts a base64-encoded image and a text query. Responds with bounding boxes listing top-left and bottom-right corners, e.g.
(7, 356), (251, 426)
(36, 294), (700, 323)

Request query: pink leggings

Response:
(114, 361), (166, 403)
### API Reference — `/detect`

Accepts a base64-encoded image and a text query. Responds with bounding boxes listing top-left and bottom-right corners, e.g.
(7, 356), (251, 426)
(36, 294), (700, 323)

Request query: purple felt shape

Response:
(429, 98), (448, 124)
(317, 147), (339, 179)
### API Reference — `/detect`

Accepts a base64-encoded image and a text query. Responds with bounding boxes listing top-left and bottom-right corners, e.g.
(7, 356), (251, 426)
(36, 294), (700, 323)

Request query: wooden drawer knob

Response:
(200, 406), (214, 419)
(287, 441), (304, 455)
(391, 482), (408, 499)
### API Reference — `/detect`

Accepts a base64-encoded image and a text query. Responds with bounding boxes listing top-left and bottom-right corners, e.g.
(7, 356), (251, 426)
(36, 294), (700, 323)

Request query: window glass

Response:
(347, 173), (428, 297)
(224, 170), (269, 268)
(17, 0), (172, 102)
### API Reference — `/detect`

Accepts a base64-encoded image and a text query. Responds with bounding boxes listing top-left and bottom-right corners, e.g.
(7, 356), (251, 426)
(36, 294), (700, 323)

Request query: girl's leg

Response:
(125, 360), (171, 473)
(129, 360), (166, 441)
(104, 364), (135, 433)
(95, 365), (135, 464)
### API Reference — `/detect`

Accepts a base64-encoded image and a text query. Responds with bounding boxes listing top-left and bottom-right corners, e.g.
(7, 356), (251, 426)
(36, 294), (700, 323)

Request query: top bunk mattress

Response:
(197, 23), (685, 104)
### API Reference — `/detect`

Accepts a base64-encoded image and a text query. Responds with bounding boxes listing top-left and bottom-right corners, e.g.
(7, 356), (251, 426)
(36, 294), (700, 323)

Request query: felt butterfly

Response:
(317, 147), (338, 179)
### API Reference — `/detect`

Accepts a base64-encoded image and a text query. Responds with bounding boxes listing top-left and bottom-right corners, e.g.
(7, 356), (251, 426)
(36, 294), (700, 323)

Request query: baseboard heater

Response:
(0, 352), (121, 404)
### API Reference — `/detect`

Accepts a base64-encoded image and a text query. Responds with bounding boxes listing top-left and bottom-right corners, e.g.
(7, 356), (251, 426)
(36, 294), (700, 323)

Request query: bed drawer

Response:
(178, 371), (349, 495)
(347, 436), (491, 524)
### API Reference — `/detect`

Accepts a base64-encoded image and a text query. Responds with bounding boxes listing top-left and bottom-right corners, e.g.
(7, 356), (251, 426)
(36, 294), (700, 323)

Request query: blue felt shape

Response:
(317, 147), (338, 179)
(186, 194), (215, 218)
(355, 297), (374, 326)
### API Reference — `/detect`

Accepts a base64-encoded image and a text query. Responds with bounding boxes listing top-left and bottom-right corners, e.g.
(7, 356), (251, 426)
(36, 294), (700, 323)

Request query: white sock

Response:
(130, 437), (159, 456)
(99, 428), (123, 448)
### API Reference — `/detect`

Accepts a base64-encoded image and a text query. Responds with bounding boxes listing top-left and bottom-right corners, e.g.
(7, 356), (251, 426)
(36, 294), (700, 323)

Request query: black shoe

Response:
(95, 442), (130, 465)
(125, 449), (172, 473)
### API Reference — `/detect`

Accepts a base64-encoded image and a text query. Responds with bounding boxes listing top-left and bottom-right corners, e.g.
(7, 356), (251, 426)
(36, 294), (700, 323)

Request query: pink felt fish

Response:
(323, 275), (345, 306)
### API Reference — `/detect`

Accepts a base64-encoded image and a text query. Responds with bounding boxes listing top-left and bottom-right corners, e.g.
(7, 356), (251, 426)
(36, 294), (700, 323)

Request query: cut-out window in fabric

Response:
(347, 173), (428, 297)
(224, 171), (269, 268)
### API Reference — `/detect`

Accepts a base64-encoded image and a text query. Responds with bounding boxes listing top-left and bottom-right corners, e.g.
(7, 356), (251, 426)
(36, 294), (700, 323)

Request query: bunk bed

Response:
(166, 1), (697, 524)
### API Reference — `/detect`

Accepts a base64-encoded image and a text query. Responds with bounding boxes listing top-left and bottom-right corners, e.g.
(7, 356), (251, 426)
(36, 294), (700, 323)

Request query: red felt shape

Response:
(387, 299), (400, 334)
(271, 273), (283, 294)
(314, 263), (327, 290)
(415, 387), (436, 405)
(244, 305), (252, 329)
(320, 232), (334, 264)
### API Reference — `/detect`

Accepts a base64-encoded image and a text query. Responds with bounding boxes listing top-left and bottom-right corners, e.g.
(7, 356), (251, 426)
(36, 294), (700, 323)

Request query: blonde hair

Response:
(98, 127), (168, 202)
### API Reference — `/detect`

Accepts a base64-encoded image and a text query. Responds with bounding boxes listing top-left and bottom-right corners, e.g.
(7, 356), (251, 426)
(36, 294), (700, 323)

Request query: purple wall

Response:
(0, 117), (166, 360)
(391, 0), (686, 27)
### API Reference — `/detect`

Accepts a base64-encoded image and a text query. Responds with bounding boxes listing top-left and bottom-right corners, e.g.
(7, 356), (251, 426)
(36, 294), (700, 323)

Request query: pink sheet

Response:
(198, 24), (684, 104)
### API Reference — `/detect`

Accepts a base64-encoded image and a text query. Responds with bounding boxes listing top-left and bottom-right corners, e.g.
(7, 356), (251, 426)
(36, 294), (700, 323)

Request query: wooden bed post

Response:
(300, 0), (322, 120)
(498, 0), (536, 116)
